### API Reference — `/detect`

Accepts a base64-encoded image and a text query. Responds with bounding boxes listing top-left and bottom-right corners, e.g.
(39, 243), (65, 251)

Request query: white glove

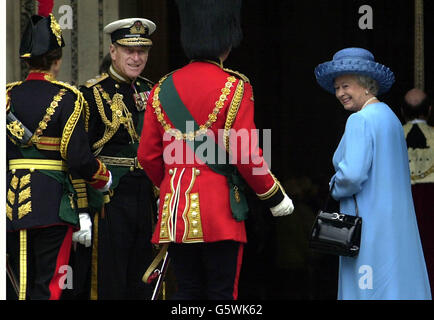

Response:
(270, 194), (294, 217)
(72, 213), (92, 247)
(98, 170), (112, 193)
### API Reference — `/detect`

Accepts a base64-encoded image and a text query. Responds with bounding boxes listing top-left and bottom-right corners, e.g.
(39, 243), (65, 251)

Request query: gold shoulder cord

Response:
(223, 68), (250, 83)
(50, 80), (89, 130)
(151, 72), (237, 140)
(91, 85), (121, 152)
(223, 80), (245, 152)
(31, 88), (67, 145)
(91, 84), (140, 153)
(49, 80), (87, 160)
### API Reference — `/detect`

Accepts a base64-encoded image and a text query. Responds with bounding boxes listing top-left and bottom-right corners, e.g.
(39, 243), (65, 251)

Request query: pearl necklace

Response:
(361, 96), (378, 110)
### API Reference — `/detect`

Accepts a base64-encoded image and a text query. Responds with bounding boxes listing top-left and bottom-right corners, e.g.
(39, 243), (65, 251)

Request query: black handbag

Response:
(309, 184), (362, 257)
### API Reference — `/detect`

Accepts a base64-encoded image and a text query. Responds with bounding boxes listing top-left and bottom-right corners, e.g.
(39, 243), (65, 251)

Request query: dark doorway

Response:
(134, 0), (434, 300)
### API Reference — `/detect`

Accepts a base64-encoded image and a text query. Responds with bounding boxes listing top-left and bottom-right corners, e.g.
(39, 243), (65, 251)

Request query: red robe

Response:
(138, 61), (284, 244)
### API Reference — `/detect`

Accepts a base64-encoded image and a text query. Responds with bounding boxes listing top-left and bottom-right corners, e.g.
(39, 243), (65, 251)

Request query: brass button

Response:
(192, 220), (198, 227)
(168, 169), (174, 175)
(191, 194), (198, 201)
(115, 84), (120, 89)
(192, 229), (198, 235)
(195, 169), (200, 175)
(30, 168), (35, 173)
(191, 211), (198, 218)
(165, 194), (169, 200)
(11, 169), (16, 174)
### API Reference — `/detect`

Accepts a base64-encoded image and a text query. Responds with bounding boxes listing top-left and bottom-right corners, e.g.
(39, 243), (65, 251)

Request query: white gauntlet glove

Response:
(72, 213), (92, 247)
(270, 194), (294, 217)
(98, 170), (112, 193)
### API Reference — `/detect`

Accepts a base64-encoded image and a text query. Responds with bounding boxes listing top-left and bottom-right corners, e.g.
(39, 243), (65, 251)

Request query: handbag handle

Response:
(324, 181), (359, 217)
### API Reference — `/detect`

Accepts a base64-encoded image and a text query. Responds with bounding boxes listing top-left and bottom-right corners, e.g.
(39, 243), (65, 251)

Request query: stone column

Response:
(414, 0), (424, 90)
(6, 0), (21, 83)
(76, 0), (118, 85)
(6, 0), (119, 85)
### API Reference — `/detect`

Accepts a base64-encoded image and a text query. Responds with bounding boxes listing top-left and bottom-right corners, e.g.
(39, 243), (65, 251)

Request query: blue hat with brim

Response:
(314, 47), (395, 96)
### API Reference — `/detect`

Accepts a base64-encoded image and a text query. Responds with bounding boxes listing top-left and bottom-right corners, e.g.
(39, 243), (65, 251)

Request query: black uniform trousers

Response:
(7, 225), (73, 300)
(95, 173), (154, 299)
(168, 241), (244, 300)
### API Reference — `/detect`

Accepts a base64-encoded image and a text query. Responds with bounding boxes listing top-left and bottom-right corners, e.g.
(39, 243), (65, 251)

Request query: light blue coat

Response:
(331, 102), (431, 300)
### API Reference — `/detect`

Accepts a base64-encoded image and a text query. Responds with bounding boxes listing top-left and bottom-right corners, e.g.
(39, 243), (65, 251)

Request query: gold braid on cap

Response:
(116, 38), (153, 47)
(50, 14), (62, 46)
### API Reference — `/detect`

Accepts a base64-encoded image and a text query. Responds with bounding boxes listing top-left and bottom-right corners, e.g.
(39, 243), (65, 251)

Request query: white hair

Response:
(356, 75), (379, 96)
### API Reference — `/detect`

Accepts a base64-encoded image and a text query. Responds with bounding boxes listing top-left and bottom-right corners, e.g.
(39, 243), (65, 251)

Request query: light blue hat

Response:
(314, 47), (395, 95)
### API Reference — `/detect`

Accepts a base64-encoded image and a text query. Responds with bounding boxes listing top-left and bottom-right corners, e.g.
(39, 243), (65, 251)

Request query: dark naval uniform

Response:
(6, 72), (110, 300)
(6, 1), (111, 301)
(79, 66), (156, 299)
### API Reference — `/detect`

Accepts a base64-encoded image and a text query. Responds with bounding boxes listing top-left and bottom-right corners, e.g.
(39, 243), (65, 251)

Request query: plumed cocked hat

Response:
(314, 47), (395, 95)
(20, 0), (65, 58)
(175, 0), (243, 60)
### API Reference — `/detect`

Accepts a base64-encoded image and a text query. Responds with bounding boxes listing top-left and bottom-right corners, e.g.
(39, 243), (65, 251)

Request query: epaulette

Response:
(47, 79), (86, 102)
(223, 68), (250, 83)
(6, 81), (23, 112)
(83, 73), (109, 88)
(137, 75), (155, 87)
(6, 81), (23, 90)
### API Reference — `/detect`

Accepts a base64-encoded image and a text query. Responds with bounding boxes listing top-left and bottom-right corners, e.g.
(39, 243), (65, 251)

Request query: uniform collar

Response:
(108, 64), (133, 84)
(190, 58), (224, 69)
(26, 70), (55, 81)
(409, 119), (427, 125)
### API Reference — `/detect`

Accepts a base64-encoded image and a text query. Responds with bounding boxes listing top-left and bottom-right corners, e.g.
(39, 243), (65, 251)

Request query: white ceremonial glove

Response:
(72, 213), (92, 247)
(270, 194), (294, 217)
(98, 170), (112, 193)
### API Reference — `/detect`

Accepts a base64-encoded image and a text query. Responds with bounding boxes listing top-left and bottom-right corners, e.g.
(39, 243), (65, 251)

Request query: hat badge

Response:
(130, 21), (146, 35)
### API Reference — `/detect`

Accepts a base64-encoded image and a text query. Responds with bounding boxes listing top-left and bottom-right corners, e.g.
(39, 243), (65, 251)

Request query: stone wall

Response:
(6, 0), (119, 85)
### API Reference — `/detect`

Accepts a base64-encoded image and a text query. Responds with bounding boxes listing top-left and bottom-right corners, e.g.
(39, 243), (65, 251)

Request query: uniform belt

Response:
(97, 155), (142, 169)
(9, 159), (68, 171)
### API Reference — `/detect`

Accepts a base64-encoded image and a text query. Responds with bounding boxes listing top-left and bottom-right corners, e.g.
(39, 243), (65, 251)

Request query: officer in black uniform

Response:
(6, 0), (111, 300)
(79, 18), (157, 300)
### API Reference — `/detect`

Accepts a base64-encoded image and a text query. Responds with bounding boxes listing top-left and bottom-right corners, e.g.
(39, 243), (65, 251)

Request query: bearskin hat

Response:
(175, 0), (243, 60)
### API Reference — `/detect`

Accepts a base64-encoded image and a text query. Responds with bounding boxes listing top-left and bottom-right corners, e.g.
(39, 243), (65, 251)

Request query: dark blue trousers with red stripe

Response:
(7, 225), (73, 300)
(168, 241), (243, 300)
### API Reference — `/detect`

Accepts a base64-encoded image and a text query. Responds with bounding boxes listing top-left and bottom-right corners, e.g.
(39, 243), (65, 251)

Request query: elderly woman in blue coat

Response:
(315, 47), (431, 300)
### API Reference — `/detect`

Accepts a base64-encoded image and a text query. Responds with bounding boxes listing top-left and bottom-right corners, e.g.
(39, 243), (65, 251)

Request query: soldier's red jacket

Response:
(138, 61), (286, 244)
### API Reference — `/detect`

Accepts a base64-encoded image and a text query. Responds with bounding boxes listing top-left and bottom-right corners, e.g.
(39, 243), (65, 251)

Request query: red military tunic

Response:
(138, 61), (283, 244)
